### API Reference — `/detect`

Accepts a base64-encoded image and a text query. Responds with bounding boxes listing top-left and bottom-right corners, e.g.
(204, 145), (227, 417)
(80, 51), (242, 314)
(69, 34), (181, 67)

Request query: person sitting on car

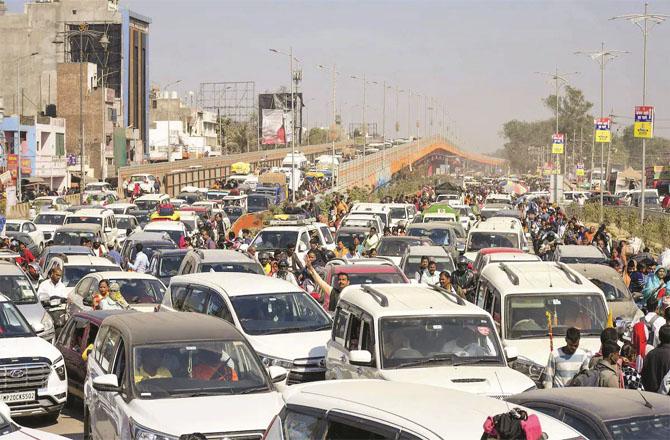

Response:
(135, 349), (173, 383)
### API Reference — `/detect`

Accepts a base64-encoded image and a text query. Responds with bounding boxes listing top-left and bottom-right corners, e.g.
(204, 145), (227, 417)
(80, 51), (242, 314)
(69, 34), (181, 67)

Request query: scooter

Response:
(42, 296), (68, 337)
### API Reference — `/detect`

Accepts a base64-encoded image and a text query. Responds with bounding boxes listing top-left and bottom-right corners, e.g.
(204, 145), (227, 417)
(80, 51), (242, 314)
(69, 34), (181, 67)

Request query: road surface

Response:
(18, 405), (84, 439)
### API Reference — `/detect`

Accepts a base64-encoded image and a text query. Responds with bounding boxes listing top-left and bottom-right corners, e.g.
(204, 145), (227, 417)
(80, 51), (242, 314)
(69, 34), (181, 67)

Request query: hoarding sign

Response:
(634, 106), (654, 139)
(576, 163), (585, 177)
(595, 118), (611, 143)
(261, 109), (285, 145)
(551, 133), (564, 154)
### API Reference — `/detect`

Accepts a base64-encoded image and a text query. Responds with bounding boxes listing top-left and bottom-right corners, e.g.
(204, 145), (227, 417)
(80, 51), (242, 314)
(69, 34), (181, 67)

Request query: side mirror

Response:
(267, 365), (288, 383)
(521, 245), (529, 252)
(505, 346), (519, 362)
(92, 374), (121, 392)
(456, 243), (466, 253)
(83, 297), (93, 307)
(298, 242), (308, 253)
(349, 350), (373, 366)
(104, 227), (112, 233)
(31, 323), (45, 334)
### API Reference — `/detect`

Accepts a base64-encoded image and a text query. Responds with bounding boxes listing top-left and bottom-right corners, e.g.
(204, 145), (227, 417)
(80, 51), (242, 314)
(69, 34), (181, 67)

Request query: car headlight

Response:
(258, 353), (293, 369)
(130, 419), (178, 440)
(53, 355), (66, 381)
(41, 313), (54, 332)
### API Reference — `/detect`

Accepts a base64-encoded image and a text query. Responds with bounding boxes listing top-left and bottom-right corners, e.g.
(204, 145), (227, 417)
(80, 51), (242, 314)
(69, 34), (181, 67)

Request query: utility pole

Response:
(611, 4), (668, 223)
(407, 89), (411, 140)
(575, 42), (626, 222)
(331, 64), (337, 189)
(15, 51), (38, 203)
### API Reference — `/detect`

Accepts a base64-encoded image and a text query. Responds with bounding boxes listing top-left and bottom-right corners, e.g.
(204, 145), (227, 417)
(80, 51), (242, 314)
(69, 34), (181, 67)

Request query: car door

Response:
(206, 291), (235, 324)
(57, 317), (89, 399)
(341, 312), (363, 379)
(90, 326), (120, 439)
(325, 411), (402, 439)
(325, 306), (351, 380)
(355, 315), (379, 379)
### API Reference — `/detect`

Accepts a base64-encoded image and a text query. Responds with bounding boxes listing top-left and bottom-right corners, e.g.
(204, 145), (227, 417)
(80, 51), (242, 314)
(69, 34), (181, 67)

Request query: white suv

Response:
(159, 273), (332, 385)
(265, 380), (584, 439)
(0, 295), (67, 420)
(64, 208), (119, 246)
(465, 217), (528, 261)
(326, 284), (535, 398)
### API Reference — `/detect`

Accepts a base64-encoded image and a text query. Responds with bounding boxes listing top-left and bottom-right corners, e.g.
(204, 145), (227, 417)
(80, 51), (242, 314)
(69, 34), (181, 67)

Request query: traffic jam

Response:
(0, 162), (668, 440)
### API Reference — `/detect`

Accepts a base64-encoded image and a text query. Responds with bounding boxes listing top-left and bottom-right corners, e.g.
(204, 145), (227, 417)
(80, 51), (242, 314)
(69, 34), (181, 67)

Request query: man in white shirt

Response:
(37, 268), (66, 301)
(363, 227), (380, 253)
(128, 243), (149, 273)
(420, 260), (440, 285)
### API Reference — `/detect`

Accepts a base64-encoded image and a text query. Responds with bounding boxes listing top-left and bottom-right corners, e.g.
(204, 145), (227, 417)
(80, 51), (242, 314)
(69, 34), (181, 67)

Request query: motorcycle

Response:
(42, 296), (68, 337)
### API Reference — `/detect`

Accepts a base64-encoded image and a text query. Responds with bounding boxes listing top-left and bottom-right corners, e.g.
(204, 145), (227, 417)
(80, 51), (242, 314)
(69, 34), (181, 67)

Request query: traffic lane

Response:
(17, 405), (84, 440)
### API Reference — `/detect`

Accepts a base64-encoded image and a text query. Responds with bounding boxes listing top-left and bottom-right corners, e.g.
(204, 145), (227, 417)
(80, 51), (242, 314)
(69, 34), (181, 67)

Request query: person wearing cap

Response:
(272, 260), (298, 286)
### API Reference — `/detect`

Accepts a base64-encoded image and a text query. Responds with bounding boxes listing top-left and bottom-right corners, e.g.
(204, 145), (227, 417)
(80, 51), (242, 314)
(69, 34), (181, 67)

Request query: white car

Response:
(32, 211), (68, 244)
(113, 214), (142, 243)
(267, 380), (585, 439)
(0, 295), (67, 421)
(64, 208), (119, 246)
(83, 181), (113, 195)
(451, 204), (477, 231)
(464, 217), (528, 261)
(84, 312), (285, 440)
(159, 273), (333, 385)
(0, 402), (68, 439)
(123, 173), (158, 196)
(250, 221), (331, 261)
(1, 220), (45, 252)
(340, 213), (384, 233)
(143, 220), (189, 246)
(326, 284), (536, 398)
(30, 196), (70, 216)
(106, 202), (137, 215)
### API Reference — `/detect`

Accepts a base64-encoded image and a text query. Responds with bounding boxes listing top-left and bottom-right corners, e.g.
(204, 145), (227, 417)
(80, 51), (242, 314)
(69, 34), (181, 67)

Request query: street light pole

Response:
(15, 51), (38, 203)
(162, 80), (182, 163)
(611, 4), (668, 223)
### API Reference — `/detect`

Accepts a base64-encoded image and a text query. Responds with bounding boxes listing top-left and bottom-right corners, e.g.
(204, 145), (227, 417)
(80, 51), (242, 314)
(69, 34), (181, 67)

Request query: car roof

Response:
(169, 273), (298, 297)
(335, 226), (369, 233)
(107, 203), (136, 208)
(568, 263), (627, 284)
(405, 245), (450, 257)
(58, 255), (118, 267)
(72, 309), (134, 325)
(0, 261), (23, 275)
(5, 219), (30, 224)
(332, 264), (401, 275)
(70, 208), (112, 216)
(340, 283), (479, 317)
(471, 219), (522, 232)
(477, 247), (523, 256)
(34, 210), (69, 216)
(43, 245), (92, 254)
(407, 222), (459, 230)
(379, 236), (428, 243)
(507, 388), (670, 421)
(135, 194), (167, 201)
(151, 248), (189, 257)
(187, 249), (256, 263)
(487, 253), (541, 263)
(144, 221), (185, 231)
(557, 245), (606, 258)
(56, 224), (102, 232)
(85, 270), (158, 280)
(480, 261), (601, 294)
(103, 312), (244, 346)
(126, 231), (174, 242)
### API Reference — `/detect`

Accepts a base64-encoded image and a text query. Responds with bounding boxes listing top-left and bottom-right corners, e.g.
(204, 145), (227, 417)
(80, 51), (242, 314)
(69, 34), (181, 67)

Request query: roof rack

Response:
(498, 263), (519, 285)
(555, 262), (583, 284)
(430, 284), (466, 306)
(361, 285), (389, 307)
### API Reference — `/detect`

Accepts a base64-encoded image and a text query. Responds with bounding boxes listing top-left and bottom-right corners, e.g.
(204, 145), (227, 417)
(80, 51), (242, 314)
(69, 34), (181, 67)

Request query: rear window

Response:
(199, 263), (263, 275)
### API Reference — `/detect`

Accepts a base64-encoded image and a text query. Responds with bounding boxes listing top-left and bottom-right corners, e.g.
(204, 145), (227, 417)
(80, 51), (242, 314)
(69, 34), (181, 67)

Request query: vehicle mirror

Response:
(349, 350), (373, 366)
(0, 402), (10, 421)
(104, 227), (112, 233)
(504, 346), (519, 362)
(31, 323), (45, 334)
(521, 245), (529, 252)
(267, 365), (288, 383)
(92, 374), (121, 393)
(298, 242), (308, 252)
(83, 297), (93, 307)
(456, 243), (466, 253)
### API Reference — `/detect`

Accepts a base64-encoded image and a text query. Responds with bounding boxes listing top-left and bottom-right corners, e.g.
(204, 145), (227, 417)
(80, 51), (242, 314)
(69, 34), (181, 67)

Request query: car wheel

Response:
(84, 406), (92, 440)
(41, 410), (60, 424)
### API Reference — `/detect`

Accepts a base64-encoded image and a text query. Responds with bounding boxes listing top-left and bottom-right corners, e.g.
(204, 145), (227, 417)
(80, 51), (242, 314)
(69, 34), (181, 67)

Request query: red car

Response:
(315, 258), (409, 310)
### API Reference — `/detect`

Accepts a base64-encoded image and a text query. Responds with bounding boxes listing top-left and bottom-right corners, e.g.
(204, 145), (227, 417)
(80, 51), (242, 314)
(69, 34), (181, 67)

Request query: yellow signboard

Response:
(551, 133), (564, 154)
(595, 130), (611, 143)
(576, 168), (585, 177)
(634, 106), (654, 139)
(552, 143), (564, 154)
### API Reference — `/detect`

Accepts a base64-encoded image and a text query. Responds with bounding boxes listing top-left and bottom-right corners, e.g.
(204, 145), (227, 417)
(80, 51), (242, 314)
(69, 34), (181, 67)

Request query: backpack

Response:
(569, 364), (604, 387)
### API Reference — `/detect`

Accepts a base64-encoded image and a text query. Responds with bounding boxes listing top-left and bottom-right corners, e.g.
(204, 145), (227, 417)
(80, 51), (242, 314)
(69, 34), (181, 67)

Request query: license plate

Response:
(0, 391), (36, 403)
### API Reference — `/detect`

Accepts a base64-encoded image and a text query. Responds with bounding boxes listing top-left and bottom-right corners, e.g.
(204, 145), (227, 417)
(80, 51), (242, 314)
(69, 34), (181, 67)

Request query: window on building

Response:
(56, 133), (65, 156)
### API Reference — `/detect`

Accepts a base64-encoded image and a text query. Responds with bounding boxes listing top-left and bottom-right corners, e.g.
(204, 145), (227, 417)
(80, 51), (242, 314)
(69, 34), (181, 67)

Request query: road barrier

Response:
(6, 193), (81, 219)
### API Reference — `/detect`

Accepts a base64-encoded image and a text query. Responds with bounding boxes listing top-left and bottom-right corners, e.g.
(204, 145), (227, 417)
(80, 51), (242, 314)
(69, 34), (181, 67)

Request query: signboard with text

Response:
(595, 118), (611, 143)
(634, 106), (654, 139)
(576, 163), (585, 177)
(551, 133), (564, 154)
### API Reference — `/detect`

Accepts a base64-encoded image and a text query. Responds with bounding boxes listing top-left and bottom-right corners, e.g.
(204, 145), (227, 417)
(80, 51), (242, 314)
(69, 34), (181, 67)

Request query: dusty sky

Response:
(6, 0), (670, 153)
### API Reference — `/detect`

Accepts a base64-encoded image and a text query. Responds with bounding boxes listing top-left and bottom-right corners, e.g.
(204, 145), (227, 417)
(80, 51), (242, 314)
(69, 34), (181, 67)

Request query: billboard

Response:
(634, 106), (654, 139)
(595, 118), (611, 143)
(261, 110), (285, 145)
(551, 133), (564, 154)
(258, 93), (303, 145)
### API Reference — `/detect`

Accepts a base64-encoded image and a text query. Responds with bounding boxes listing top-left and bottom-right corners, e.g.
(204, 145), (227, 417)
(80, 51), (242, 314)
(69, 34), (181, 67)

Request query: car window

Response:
(332, 308), (349, 343)
(57, 319), (75, 347)
(76, 278), (94, 298)
(346, 315), (362, 351)
(183, 286), (210, 313)
(360, 318), (376, 366)
(170, 284), (189, 310)
(561, 411), (601, 440)
(113, 339), (126, 384)
(320, 226), (334, 245)
(66, 318), (89, 352)
(207, 293), (234, 323)
(99, 328), (121, 373)
(94, 326), (109, 363)
(326, 414), (396, 439)
(283, 408), (327, 440)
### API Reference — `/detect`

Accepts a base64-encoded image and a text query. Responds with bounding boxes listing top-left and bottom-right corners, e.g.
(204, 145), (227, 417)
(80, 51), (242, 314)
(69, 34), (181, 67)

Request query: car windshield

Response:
(200, 262), (263, 275)
(605, 415), (670, 440)
(110, 207), (129, 215)
(589, 278), (631, 301)
(133, 340), (270, 398)
(335, 232), (364, 252)
(64, 216), (102, 226)
(106, 278), (165, 304)
(339, 272), (406, 286)
(53, 231), (96, 245)
(559, 256), (607, 265)
(116, 217), (135, 230)
(403, 256), (455, 278)
(380, 316), (504, 369)
(62, 266), (118, 287)
(146, 229), (183, 245)
(230, 292), (331, 335)
(159, 255), (186, 277)
(34, 214), (66, 225)
(4, 223), (20, 232)
(389, 207), (406, 220)
(0, 275), (38, 304)
(252, 231), (298, 250)
(424, 216), (457, 223)
(0, 302), (34, 338)
(506, 294), (607, 339)
(468, 232), (519, 251)
(248, 195), (270, 210)
(135, 200), (159, 211)
(408, 227), (451, 245)
(377, 239), (424, 257)
(130, 242), (176, 260)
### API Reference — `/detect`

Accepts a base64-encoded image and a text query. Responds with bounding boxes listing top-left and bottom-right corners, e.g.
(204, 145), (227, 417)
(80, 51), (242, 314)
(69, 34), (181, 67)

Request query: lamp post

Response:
(317, 63), (338, 189)
(611, 3), (668, 223)
(351, 74), (375, 184)
(53, 24), (109, 204)
(15, 51), (38, 203)
(269, 47), (300, 202)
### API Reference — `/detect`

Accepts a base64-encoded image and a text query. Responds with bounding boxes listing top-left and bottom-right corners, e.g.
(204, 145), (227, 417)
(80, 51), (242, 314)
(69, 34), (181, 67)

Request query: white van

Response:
(464, 217), (528, 261)
(282, 152), (309, 169)
(64, 208), (119, 245)
(350, 203), (391, 228)
(386, 203), (416, 228)
(476, 261), (609, 384)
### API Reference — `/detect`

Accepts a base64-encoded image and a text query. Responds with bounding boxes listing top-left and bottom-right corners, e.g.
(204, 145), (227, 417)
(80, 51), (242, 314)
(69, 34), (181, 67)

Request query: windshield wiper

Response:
(452, 357), (502, 366)
(513, 333), (551, 339)
(394, 354), (454, 369)
(170, 387), (234, 397)
(238, 385), (269, 395)
(257, 326), (307, 335)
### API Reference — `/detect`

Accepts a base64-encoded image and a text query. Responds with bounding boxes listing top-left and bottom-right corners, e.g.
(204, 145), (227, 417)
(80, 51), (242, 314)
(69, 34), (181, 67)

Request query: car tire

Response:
(41, 411), (60, 424)
(84, 406), (92, 440)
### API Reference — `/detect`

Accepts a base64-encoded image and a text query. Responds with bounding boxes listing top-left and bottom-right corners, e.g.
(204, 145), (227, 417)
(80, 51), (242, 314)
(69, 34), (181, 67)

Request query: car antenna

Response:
(494, 371), (511, 411)
(547, 264), (553, 288)
(637, 390), (653, 409)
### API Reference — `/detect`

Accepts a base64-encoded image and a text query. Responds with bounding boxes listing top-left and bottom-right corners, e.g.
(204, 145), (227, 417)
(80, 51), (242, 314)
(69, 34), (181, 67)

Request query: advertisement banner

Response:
(261, 109), (285, 145)
(595, 118), (611, 143)
(576, 163), (585, 177)
(20, 158), (31, 176)
(551, 133), (565, 154)
(634, 106), (654, 139)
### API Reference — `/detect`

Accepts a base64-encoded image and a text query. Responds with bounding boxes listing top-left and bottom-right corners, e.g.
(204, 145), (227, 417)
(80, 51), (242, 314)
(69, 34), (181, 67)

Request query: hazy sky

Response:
(6, 0), (670, 153)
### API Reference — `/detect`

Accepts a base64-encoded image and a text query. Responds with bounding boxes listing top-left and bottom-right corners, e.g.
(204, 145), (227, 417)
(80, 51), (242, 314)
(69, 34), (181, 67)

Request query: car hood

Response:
(18, 427), (70, 439)
(380, 365), (534, 396)
(505, 337), (601, 366)
(0, 335), (61, 361)
(128, 392), (283, 436)
(245, 330), (330, 361)
(35, 225), (59, 233)
(609, 300), (643, 322)
(16, 302), (47, 328)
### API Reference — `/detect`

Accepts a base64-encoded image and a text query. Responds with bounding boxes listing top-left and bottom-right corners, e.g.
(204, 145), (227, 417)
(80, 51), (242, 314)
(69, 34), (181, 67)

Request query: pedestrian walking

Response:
(543, 327), (591, 389)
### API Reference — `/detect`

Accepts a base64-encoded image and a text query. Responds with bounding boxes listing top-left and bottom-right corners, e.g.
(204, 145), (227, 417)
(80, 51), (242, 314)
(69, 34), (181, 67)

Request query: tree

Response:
(307, 127), (329, 145)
